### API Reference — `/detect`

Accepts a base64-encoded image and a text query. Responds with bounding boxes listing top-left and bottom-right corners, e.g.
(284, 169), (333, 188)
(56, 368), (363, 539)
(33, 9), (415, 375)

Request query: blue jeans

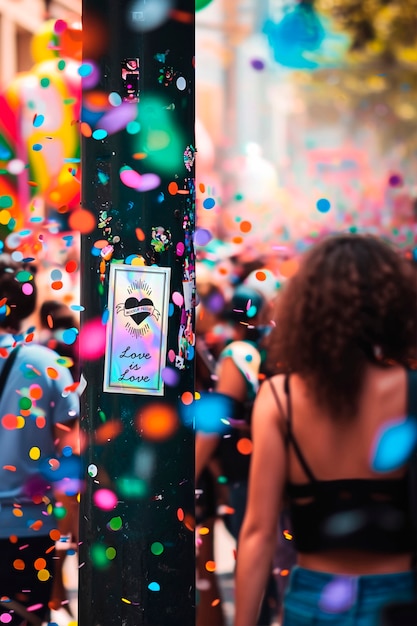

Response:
(283, 566), (416, 626)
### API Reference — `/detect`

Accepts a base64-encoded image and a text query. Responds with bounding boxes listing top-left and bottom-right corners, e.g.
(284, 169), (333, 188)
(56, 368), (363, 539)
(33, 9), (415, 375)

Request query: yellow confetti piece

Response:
(29, 447), (41, 461)
(37, 569), (51, 582)
(122, 598), (132, 604)
(199, 527), (210, 536)
(0, 210), (11, 225)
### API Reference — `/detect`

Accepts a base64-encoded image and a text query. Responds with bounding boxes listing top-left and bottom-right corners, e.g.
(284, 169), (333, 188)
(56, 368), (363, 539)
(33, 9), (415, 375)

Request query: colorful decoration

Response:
(0, 19), (82, 226)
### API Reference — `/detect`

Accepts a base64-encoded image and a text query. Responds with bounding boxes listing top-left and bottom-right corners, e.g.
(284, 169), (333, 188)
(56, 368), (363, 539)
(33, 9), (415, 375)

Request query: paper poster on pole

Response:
(104, 264), (171, 395)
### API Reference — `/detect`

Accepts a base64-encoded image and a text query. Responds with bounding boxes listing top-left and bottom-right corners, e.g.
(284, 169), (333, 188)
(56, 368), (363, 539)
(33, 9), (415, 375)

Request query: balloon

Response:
(30, 20), (60, 64)
(0, 57), (81, 211)
(30, 19), (82, 64)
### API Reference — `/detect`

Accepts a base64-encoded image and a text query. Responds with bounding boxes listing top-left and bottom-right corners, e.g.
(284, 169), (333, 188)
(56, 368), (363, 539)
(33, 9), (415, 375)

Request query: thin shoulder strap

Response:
(284, 375), (317, 483)
(407, 369), (417, 418)
(406, 370), (417, 541)
(269, 375), (317, 483)
(268, 378), (286, 424)
(0, 345), (21, 394)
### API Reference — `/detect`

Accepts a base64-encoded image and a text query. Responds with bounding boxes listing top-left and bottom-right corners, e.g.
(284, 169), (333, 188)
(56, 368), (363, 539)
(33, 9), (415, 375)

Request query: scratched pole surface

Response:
(79, 2), (195, 624)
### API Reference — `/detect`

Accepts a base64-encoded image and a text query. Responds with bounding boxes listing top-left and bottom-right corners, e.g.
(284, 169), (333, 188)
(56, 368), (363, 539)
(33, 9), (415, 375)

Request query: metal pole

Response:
(79, 2), (195, 624)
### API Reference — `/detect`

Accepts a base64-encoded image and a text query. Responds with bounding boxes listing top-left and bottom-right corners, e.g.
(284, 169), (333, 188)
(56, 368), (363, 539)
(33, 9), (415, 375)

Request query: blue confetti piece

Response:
(316, 198), (331, 213)
(371, 417), (417, 472)
(33, 114), (44, 127)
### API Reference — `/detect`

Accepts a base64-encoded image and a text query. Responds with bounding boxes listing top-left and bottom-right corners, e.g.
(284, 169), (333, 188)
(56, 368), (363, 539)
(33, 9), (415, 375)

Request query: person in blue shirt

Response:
(0, 255), (79, 626)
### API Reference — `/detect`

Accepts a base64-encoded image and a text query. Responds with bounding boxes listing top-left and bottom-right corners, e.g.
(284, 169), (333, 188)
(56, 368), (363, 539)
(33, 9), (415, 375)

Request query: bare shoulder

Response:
(253, 374), (288, 428)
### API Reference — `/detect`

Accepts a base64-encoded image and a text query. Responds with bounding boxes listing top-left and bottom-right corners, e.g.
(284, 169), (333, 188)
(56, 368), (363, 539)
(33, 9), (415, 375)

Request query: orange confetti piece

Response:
(55, 422), (72, 432)
(168, 181), (178, 195)
(239, 220), (252, 233)
(66, 260), (78, 273)
(177, 508), (185, 522)
(36, 416), (46, 429)
(95, 420), (124, 444)
(46, 367), (59, 379)
(279, 258), (299, 279)
(28, 181), (39, 187)
(68, 208), (96, 234)
(199, 183), (205, 193)
(137, 404), (179, 441)
(84, 91), (109, 109)
(49, 529), (61, 542)
(29, 385), (43, 400)
(280, 569), (290, 577)
(3, 465), (16, 472)
(13, 559), (25, 571)
(236, 438), (253, 456)
(64, 382), (79, 393)
(205, 560), (216, 572)
(80, 122), (92, 137)
(184, 513), (195, 532)
(211, 599), (221, 607)
(93, 239), (110, 249)
(170, 9), (194, 23)
(232, 236), (243, 244)
(30, 520), (44, 532)
(135, 228), (145, 241)
(255, 270), (267, 281)
(51, 281), (63, 291)
(2, 414), (19, 430)
(181, 391), (194, 406)
(34, 558), (47, 570)
(25, 333), (34, 343)
(132, 152), (147, 159)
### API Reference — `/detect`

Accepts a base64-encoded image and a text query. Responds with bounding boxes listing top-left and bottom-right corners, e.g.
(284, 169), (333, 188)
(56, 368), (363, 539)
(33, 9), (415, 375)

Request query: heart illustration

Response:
(125, 297), (154, 326)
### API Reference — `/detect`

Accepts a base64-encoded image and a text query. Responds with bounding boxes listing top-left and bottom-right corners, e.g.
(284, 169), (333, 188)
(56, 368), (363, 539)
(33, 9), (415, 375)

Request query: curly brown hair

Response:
(267, 234), (417, 419)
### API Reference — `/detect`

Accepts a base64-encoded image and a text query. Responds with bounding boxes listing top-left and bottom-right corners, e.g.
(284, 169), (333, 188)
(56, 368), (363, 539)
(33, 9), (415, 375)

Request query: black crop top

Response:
(269, 374), (416, 554)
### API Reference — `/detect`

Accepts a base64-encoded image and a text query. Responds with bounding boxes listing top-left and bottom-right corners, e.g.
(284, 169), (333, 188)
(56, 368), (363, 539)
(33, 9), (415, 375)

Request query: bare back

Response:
(272, 364), (413, 574)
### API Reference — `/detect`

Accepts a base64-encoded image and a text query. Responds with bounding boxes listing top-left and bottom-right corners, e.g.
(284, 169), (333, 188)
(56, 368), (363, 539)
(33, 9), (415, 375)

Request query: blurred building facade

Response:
(0, 0), (81, 89)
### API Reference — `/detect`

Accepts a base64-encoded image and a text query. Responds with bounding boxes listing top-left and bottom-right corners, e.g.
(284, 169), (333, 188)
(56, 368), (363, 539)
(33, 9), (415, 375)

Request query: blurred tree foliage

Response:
(292, 0), (417, 153)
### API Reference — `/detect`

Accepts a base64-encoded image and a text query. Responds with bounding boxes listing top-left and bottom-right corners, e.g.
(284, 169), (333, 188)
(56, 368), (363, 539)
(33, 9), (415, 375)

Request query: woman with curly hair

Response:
(234, 234), (417, 626)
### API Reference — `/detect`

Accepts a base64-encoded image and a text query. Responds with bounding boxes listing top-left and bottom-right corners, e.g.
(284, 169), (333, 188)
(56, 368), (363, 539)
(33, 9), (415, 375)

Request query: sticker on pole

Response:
(104, 264), (171, 395)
